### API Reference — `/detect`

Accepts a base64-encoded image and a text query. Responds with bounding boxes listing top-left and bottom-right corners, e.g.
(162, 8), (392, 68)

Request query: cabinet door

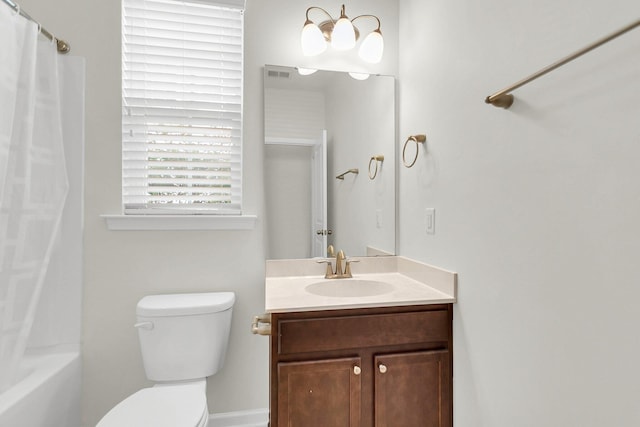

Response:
(278, 357), (362, 427)
(374, 350), (451, 427)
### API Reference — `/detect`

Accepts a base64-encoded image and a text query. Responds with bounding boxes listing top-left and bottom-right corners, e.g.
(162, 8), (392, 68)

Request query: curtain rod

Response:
(485, 19), (640, 109)
(2, 0), (70, 53)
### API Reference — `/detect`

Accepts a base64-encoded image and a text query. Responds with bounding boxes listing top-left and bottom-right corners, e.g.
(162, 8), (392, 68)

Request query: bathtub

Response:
(0, 352), (81, 427)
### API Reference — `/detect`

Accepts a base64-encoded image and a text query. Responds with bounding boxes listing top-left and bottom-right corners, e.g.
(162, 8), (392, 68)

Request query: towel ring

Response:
(368, 155), (384, 179)
(402, 134), (426, 168)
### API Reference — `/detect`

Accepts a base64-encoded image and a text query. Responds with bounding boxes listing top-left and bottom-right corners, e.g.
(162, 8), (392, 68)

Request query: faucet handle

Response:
(344, 258), (359, 277)
(316, 258), (335, 277)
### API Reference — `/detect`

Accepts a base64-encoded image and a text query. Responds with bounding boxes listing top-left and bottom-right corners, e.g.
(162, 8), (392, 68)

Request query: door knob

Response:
(316, 229), (333, 235)
(378, 364), (387, 374)
(353, 366), (361, 375)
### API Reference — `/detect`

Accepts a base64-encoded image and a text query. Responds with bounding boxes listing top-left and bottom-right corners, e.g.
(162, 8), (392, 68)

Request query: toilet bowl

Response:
(97, 292), (235, 427)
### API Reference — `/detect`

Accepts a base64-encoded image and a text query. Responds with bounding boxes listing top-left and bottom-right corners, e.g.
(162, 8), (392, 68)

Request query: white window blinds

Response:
(122, 0), (243, 214)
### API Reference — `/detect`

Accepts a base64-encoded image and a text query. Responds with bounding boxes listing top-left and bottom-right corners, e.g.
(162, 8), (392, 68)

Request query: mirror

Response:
(264, 65), (396, 259)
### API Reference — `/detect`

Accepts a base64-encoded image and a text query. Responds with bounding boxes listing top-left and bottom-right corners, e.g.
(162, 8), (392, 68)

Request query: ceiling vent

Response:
(267, 70), (291, 79)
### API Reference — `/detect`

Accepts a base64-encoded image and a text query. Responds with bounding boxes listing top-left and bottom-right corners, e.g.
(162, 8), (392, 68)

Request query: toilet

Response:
(97, 292), (235, 427)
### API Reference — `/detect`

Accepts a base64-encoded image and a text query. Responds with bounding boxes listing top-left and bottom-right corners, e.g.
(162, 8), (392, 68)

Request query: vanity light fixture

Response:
(301, 4), (384, 63)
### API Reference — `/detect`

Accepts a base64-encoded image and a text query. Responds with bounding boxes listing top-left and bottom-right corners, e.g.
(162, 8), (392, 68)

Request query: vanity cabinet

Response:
(269, 304), (453, 427)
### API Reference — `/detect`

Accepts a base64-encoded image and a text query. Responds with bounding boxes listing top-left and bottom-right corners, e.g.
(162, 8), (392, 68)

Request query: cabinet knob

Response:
(378, 364), (387, 374)
(353, 366), (361, 375)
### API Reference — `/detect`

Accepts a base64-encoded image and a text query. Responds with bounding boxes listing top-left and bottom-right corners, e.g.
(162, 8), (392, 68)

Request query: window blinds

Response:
(122, 0), (243, 214)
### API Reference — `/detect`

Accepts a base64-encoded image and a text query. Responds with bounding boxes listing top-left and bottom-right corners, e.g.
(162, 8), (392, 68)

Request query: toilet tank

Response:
(135, 292), (235, 382)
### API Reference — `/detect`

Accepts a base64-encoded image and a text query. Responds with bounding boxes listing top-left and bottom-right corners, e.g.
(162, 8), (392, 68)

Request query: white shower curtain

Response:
(0, 6), (70, 392)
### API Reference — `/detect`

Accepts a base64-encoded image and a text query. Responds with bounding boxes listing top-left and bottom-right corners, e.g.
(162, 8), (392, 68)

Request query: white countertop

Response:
(265, 256), (457, 313)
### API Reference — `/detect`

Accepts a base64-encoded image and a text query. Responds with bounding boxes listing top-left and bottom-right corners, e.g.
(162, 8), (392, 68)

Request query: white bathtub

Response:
(0, 352), (81, 427)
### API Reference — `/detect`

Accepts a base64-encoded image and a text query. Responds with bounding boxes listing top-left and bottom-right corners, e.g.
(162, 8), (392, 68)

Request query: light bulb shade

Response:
(348, 72), (370, 80)
(301, 22), (327, 56)
(331, 17), (356, 50)
(359, 30), (384, 63)
(297, 67), (318, 76)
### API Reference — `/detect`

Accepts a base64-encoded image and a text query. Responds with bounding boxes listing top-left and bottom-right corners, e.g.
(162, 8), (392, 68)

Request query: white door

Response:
(311, 130), (328, 257)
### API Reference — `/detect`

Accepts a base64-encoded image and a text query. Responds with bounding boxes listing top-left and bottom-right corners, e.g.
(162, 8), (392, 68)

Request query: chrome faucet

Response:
(319, 248), (356, 279)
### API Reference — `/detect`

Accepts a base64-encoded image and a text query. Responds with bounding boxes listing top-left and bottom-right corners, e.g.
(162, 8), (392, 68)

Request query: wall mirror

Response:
(264, 65), (396, 259)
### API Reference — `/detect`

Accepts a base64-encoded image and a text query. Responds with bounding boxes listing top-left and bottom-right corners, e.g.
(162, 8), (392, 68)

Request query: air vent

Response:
(267, 70), (291, 79)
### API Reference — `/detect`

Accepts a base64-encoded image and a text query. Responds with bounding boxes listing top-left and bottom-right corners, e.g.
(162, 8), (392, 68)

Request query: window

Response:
(122, 0), (243, 215)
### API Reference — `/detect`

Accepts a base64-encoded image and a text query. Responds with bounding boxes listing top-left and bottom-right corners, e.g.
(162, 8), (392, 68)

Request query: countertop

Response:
(265, 256), (457, 313)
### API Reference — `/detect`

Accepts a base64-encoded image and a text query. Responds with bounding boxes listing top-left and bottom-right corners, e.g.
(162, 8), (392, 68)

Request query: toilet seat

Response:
(97, 383), (208, 427)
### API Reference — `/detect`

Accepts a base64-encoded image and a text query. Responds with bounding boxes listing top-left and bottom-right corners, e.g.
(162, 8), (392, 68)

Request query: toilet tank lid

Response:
(137, 292), (235, 317)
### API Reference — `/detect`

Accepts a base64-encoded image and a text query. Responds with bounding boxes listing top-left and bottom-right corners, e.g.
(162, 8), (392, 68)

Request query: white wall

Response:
(399, 0), (640, 425)
(16, 0), (398, 425)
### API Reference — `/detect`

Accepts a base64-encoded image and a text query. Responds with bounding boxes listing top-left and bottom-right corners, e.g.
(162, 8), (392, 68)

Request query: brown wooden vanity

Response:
(268, 303), (453, 427)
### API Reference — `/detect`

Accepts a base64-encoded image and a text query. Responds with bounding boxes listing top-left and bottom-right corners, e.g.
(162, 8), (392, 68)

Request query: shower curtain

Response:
(0, 6), (70, 392)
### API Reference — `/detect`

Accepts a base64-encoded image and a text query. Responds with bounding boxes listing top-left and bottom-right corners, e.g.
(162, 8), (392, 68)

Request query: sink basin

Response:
(305, 279), (395, 297)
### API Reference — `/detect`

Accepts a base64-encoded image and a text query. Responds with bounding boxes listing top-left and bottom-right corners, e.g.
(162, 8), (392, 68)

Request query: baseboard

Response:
(208, 408), (268, 427)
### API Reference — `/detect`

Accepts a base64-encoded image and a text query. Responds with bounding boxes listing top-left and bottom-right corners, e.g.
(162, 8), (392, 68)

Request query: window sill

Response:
(102, 214), (257, 231)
